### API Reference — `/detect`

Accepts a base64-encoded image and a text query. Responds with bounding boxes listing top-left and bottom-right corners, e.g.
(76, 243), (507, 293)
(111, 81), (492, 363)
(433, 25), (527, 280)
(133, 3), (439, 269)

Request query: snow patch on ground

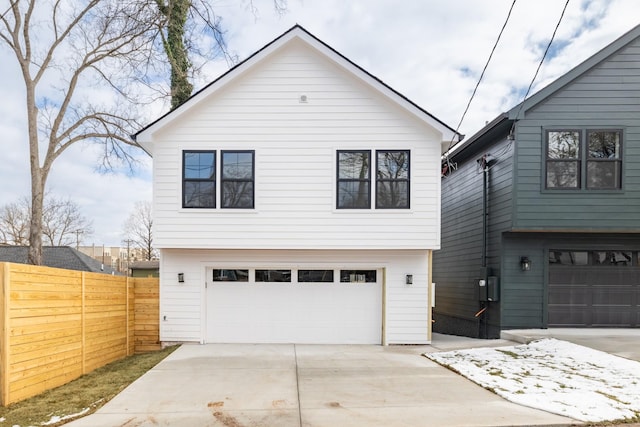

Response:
(426, 338), (640, 423)
(41, 406), (92, 425)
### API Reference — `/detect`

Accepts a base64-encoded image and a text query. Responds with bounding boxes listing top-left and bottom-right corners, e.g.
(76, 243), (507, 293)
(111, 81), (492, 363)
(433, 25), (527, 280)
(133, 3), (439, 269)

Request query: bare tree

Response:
(152, 0), (288, 108)
(0, 196), (93, 247)
(0, 198), (30, 245)
(0, 1), (157, 264)
(41, 196), (93, 246)
(0, 0), (287, 265)
(122, 201), (157, 261)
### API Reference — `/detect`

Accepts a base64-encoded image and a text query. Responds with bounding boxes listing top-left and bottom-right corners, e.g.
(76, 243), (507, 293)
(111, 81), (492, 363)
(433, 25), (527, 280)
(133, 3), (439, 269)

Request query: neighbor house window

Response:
(221, 151), (255, 208)
(376, 150), (410, 208)
(183, 151), (216, 208)
(337, 150), (371, 209)
(587, 130), (622, 189)
(545, 129), (622, 190)
(546, 130), (580, 189)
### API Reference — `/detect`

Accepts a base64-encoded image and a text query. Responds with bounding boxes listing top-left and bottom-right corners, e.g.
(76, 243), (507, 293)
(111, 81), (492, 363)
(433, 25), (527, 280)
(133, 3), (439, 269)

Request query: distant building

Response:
(77, 245), (157, 274)
(129, 260), (159, 278)
(0, 246), (121, 275)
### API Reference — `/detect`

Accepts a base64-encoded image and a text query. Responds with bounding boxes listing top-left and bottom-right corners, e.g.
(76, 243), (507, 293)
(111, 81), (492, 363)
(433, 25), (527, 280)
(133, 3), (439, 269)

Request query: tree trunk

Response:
(26, 84), (44, 265)
(165, 0), (193, 109)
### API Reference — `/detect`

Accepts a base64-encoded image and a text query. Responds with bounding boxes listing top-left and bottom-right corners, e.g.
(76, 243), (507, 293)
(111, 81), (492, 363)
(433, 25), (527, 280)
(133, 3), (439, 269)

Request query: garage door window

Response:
(549, 251), (588, 265)
(298, 270), (334, 283)
(256, 269), (291, 282)
(340, 270), (376, 283)
(549, 251), (635, 266)
(213, 269), (249, 282)
(592, 251), (632, 266)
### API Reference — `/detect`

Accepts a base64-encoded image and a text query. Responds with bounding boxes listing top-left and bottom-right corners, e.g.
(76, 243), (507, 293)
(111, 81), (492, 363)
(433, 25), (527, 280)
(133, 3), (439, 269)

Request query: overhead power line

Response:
(442, 0), (516, 177)
(511, 0), (571, 126)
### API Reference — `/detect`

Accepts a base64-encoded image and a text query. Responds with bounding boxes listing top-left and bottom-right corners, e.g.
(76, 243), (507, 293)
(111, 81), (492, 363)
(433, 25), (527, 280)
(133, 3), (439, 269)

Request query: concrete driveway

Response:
(501, 328), (640, 362)
(65, 338), (576, 427)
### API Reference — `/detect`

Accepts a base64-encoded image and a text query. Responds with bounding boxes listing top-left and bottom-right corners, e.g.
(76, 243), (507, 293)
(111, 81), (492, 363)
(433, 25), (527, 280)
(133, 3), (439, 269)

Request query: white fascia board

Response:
(135, 26), (459, 152)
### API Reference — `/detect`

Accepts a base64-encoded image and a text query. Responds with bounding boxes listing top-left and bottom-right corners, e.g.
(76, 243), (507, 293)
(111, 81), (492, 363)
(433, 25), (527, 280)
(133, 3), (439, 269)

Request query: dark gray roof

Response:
(0, 246), (120, 275)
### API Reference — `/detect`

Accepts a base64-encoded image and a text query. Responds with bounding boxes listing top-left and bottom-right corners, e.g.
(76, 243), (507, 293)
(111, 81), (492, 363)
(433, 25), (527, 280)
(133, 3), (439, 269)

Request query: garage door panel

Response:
(592, 286), (634, 306)
(206, 278), (382, 344)
(548, 285), (589, 305)
(548, 252), (640, 327)
(548, 307), (590, 327)
(591, 308), (634, 327)
(549, 269), (588, 285)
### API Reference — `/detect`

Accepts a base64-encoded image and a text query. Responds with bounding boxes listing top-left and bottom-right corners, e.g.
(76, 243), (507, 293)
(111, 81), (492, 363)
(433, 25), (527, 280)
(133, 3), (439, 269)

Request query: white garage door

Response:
(205, 268), (382, 344)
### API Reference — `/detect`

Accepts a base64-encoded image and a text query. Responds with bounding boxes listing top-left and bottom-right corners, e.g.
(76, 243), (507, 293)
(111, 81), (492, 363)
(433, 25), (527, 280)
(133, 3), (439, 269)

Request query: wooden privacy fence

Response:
(0, 262), (160, 405)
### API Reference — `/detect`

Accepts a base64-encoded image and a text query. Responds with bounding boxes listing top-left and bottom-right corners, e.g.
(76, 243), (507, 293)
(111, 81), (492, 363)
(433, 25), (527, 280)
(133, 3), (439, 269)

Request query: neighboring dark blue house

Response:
(434, 25), (640, 338)
(0, 246), (120, 275)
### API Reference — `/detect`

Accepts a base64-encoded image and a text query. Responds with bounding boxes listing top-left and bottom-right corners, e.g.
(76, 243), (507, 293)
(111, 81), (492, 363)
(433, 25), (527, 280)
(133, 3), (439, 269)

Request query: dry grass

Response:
(0, 346), (178, 427)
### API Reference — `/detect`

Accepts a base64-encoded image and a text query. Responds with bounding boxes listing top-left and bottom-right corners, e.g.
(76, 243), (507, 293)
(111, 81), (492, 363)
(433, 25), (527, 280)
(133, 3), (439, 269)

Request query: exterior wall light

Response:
(406, 274), (413, 285)
(520, 257), (531, 271)
(178, 273), (184, 283)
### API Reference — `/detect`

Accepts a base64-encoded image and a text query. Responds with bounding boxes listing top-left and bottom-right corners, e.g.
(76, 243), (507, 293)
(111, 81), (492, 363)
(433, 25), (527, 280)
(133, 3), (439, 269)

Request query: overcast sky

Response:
(1, 0), (637, 246)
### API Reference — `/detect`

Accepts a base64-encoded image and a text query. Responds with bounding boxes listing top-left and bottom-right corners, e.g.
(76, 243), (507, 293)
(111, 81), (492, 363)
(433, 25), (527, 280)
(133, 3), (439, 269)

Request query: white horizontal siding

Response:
(150, 39), (441, 250)
(159, 249), (431, 344)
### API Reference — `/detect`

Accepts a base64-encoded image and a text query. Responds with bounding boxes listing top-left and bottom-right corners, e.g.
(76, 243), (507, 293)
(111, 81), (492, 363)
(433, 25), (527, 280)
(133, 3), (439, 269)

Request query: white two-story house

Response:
(135, 25), (459, 345)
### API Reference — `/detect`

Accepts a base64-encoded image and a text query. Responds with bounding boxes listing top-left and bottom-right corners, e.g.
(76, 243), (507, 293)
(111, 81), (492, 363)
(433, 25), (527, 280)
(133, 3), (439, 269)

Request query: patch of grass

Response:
(488, 368), (504, 377)
(595, 390), (630, 405)
(0, 345), (178, 427)
(496, 349), (521, 359)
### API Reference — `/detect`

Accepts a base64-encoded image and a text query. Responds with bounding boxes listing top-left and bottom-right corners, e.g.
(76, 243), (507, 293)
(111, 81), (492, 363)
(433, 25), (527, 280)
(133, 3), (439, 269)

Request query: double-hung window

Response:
(336, 149), (410, 209)
(545, 129), (622, 190)
(221, 151), (255, 208)
(376, 150), (410, 208)
(587, 130), (622, 189)
(182, 150), (255, 209)
(337, 150), (371, 209)
(183, 151), (216, 208)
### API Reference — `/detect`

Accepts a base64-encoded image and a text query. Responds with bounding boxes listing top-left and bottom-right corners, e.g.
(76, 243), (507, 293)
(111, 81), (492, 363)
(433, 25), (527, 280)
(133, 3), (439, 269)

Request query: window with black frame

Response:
(337, 150), (371, 209)
(546, 130), (580, 189)
(587, 130), (622, 189)
(545, 129), (622, 190)
(376, 150), (410, 208)
(298, 270), (334, 283)
(183, 151), (216, 208)
(221, 151), (255, 208)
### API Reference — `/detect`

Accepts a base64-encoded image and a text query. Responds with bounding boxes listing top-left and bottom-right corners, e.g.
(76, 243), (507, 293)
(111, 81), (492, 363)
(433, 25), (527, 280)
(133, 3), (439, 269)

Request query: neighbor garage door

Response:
(205, 268), (382, 344)
(548, 250), (640, 327)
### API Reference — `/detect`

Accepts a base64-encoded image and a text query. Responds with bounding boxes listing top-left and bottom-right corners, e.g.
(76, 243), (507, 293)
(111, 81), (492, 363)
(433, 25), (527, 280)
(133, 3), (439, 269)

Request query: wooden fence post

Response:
(126, 277), (130, 356)
(1, 263), (10, 405)
(81, 271), (86, 375)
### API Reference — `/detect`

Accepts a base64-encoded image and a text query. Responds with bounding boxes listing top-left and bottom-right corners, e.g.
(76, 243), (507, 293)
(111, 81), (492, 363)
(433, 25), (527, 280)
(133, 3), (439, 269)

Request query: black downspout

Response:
(482, 163), (488, 270)
(478, 156), (490, 339)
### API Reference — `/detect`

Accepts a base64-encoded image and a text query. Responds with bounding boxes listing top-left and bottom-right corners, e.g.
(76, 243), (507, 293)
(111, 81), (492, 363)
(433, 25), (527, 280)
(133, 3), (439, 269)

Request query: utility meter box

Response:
(478, 267), (489, 302)
(487, 276), (500, 302)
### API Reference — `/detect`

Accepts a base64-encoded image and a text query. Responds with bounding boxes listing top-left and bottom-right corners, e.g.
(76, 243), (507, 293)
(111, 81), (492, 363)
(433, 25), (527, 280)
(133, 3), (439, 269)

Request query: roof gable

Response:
(135, 24), (459, 153)
(507, 24), (640, 120)
(447, 24), (640, 158)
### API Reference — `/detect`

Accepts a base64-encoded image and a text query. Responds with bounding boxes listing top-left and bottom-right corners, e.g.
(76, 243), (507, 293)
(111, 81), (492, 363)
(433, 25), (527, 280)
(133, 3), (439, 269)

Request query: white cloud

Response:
(0, 0), (637, 245)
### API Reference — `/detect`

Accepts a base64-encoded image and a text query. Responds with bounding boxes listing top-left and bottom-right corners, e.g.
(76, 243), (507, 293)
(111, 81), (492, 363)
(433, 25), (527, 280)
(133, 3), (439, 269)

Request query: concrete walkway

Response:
(65, 335), (577, 427)
(501, 328), (640, 362)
